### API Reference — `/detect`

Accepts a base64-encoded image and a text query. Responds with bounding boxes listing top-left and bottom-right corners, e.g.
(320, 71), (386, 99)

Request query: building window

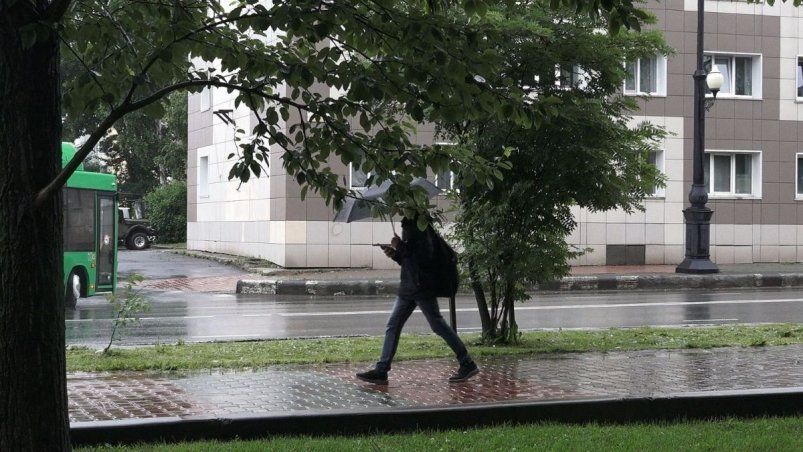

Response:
(435, 170), (453, 190)
(624, 55), (666, 96)
(199, 86), (211, 112)
(199, 155), (209, 198)
(647, 149), (665, 198)
(797, 57), (803, 99)
(350, 163), (370, 189)
(552, 65), (589, 89)
(704, 53), (761, 98)
(796, 153), (803, 198)
(704, 151), (762, 198)
(556, 65), (581, 89)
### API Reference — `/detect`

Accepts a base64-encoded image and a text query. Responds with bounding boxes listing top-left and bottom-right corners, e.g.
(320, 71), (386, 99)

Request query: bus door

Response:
(96, 194), (116, 291)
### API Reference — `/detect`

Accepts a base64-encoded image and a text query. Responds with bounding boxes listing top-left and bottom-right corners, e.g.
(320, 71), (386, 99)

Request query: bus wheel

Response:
(127, 232), (149, 250)
(66, 271), (81, 309)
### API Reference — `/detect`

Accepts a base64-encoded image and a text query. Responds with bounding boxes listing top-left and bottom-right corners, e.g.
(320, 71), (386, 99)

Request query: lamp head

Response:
(706, 65), (724, 98)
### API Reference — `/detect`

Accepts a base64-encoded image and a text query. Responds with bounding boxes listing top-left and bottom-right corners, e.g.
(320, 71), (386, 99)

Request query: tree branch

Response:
(34, 78), (307, 208)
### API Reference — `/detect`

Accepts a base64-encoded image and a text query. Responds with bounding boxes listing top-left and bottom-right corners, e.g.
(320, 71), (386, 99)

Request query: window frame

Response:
(704, 150), (762, 199)
(796, 56), (803, 101)
(429, 142), (456, 191)
(646, 149), (665, 198)
(349, 163), (371, 190)
(553, 64), (593, 90)
(435, 170), (454, 191)
(63, 188), (97, 252)
(703, 52), (762, 100)
(199, 86), (211, 112)
(199, 155), (210, 198)
(795, 152), (803, 200)
(623, 55), (667, 96)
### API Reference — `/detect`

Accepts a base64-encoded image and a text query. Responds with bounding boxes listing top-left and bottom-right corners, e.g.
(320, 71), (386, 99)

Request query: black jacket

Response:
(392, 217), (435, 297)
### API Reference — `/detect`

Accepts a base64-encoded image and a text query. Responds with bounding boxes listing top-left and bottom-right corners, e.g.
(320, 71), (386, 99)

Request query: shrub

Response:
(144, 181), (187, 243)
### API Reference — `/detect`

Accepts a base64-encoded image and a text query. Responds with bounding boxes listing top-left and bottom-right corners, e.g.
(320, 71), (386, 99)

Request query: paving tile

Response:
(68, 345), (803, 423)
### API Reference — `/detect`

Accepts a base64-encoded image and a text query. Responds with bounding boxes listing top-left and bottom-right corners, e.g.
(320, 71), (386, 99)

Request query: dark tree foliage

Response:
(442, 5), (670, 343)
(0, 0), (676, 449)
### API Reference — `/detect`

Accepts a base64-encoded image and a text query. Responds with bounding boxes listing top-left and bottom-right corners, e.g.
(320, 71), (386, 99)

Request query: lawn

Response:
(77, 416), (803, 451)
(69, 324), (803, 450)
(67, 323), (803, 372)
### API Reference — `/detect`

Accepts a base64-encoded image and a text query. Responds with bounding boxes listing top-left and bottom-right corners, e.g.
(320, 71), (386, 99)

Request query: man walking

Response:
(356, 215), (479, 384)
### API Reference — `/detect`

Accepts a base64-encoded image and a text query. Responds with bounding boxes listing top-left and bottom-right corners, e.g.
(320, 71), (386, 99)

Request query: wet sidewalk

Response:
(70, 344), (803, 445)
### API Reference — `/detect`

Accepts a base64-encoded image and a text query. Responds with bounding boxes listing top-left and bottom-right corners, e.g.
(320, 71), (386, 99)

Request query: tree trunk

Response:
(467, 259), (492, 334)
(503, 281), (517, 343)
(0, 4), (72, 450)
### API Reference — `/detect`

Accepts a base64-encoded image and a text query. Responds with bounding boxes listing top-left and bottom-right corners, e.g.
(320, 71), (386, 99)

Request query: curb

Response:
(236, 272), (803, 296)
(237, 279), (399, 296)
(537, 272), (803, 291)
(71, 388), (803, 446)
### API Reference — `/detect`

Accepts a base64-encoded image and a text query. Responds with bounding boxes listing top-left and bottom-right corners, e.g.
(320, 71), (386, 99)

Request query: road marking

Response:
(681, 318), (738, 323)
(65, 297), (803, 323)
(137, 315), (215, 320)
(560, 291), (745, 300)
(270, 297), (803, 318)
(190, 334), (258, 339)
(516, 298), (803, 311)
(277, 310), (393, 317)
(131, 315), (215, 322)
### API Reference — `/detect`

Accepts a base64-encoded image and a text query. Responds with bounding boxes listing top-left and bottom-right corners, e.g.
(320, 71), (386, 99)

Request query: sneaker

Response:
(356, 369), (388, 385)
(449, 362), (479, 383)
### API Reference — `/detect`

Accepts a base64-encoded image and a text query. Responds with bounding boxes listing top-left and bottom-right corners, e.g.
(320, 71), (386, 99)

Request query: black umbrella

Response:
(333, 177), (441, 234)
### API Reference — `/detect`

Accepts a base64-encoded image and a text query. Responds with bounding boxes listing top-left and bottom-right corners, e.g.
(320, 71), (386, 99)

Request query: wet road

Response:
(64, 250), (803, 348)
(116, 249), (245, 279)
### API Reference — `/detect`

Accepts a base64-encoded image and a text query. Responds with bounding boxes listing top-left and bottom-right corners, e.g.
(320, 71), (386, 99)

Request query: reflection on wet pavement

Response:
(68, 344), (803, 422)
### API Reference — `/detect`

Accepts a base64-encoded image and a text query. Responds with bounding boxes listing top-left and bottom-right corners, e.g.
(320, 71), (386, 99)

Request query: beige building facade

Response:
(187, 0), (803, 268)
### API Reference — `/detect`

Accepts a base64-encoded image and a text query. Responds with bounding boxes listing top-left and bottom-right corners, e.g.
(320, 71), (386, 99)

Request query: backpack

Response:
(423, 228), (460, 298)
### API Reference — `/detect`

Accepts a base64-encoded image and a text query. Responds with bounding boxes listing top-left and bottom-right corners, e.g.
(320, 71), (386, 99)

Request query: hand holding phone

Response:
(374, 243), (396, 257)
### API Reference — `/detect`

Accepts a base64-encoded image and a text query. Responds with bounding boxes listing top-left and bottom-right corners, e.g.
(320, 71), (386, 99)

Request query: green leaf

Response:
(250, 161), (262, 178)
(411, 104), (424, 122)
(416, 214), (429, 231)
(359, 112), (371, 132)
(267, 109), (279, 125)
(229, 164), (240, 180)
(142, 102), (165, 119)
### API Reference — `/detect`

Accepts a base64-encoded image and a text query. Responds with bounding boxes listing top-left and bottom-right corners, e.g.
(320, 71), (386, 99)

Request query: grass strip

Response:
(76, 416), (803, 451)
(67, 323), (803, 372)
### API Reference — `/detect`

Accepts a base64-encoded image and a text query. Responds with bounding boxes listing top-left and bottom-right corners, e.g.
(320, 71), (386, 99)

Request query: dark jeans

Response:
(375, 294), (472, 372)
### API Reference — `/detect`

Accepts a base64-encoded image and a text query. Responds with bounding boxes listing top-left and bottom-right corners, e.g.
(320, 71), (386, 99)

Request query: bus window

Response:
(64, 188), (95, 251)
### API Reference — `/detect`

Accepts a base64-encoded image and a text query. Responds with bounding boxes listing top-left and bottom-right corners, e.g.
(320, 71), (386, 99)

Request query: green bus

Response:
(62, 142), (118, 308)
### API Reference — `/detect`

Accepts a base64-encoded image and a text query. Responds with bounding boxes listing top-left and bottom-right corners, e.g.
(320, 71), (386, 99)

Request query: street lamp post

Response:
(676, 0), (723, 274)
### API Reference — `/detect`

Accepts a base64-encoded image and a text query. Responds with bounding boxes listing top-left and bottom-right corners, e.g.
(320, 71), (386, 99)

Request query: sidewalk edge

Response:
(71, 388), (803, 446)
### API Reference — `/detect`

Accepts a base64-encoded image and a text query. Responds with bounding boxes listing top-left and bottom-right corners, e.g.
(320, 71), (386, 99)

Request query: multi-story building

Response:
(187, 0), (803, 268)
